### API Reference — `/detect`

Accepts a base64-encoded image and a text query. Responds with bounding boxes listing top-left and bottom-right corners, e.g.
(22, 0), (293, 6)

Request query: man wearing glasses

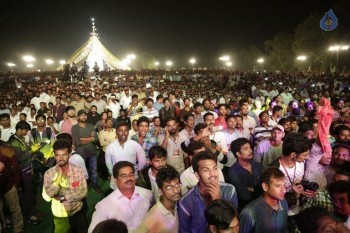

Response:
(134, 166), (181, 233)
(88, 161), (152, 233)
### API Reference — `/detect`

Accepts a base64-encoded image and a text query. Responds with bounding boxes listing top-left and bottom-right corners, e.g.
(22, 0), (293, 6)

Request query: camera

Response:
(300, 180), (319, 191)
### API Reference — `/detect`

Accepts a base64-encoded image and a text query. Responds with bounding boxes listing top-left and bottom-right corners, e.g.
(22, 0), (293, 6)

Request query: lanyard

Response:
(280, 159), (296, 186)
(169, 135), (179, 146)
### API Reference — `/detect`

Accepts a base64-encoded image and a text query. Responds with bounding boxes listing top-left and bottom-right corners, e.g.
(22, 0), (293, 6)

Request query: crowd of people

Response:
(0, 68), (349, 233)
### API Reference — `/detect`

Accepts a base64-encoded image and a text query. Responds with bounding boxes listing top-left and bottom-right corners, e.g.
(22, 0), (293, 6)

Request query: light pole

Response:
(257, 58), (264, 73)
(296, 55), (307, 71)
(329, 45), (349, 70)
(45, 59), (55, 71)
(189, 58), (196, 69)
(154, 61), (159, 69)
(219, 55), (230, 69)
(7, 63), (16, 72)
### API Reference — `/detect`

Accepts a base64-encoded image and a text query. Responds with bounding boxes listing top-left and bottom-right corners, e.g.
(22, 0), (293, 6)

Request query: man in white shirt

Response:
(88, 161), (152, 233)
(105, 122), (146, 190)
(120, 88), (132, 110)
(201, 99), (218, 119)
(280, 87), (293, 105)
(106, 94), (120, 119)
(0, 113), (16, 141)
(240, 104), (256, 135)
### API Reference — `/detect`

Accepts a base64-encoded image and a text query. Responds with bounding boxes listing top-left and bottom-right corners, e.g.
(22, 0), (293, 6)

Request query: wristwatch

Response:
(59, 195), (65, 203)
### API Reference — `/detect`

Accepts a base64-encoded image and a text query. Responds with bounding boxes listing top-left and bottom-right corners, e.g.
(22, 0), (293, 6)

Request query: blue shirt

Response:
(228, 160), (263, 211)
(239, 196), (288, 233)
(178, 182), (238, 233)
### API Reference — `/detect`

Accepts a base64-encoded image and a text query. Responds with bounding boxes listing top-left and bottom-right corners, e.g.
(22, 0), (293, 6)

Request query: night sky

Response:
(0, 0), (345, 70)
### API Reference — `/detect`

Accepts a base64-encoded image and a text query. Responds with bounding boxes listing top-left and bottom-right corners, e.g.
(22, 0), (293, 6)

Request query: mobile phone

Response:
(212, 126), (223, 133)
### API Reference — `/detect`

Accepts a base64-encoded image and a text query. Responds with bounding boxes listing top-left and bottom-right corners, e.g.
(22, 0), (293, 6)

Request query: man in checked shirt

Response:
(43, 139), (88, 233)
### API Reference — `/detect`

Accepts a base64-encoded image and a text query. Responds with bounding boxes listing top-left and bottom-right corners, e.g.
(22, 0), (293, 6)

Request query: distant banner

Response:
(320, 9), (338, 31)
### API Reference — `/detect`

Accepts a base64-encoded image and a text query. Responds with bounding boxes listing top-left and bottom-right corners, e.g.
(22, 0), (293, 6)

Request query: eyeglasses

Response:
(163, 183), (182, 192)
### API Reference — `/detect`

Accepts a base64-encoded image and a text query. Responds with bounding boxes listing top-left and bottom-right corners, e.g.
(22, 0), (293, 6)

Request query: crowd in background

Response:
(0, 68), (350, 233)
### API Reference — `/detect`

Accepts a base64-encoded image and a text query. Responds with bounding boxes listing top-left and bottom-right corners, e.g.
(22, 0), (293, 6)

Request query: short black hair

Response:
(272, 105), (283, 114)
(53, 139), (72, 154)
(15, 120), (31, 131)
(298, 121), (313, 133)
(334, 125), (350, 136)
(193, 102), (202, 109)
(145, 98), (154, 104)
(92, 219), (128, 233)
(183, 114), (194, 122)
(149, 146), (167, 161)
(203, 112), (214, 121)
(112, 161), (135, 178)
(187, 140), (205, 156)
(156, 95), (163, 101)
(282, 133), (312, 156)
(260, 167), (285, 186)
(230, 138), (250, 158)
(164, 117), (177, 126)
(278, 118), (290, 126)
(0, 113), (10, 119)
(328, 180), (350, 205)
(131, 94), (138, 100)
(233, 114), (243, 121)
(205, 200), (238, 230)
(192, 151), (216, 173)
(56, 133), (73, 147)
(258, 111), (269, 119)
(194, 123), (207, 135)
(116, 121), (130, 129)
(35, 114), (46, 121)
(296, 207), (334, 233)
(156, 166), (179, 189)
(137, 116), (149, 126)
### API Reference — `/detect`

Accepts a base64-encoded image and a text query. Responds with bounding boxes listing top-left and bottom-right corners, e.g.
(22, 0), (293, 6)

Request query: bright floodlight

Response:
(91, 18), (95, 22)
(154, 61), (160, 66)
(122, 58), (131, 66)
(219, 56), (230, 61)
(257, 58), (264, 63)
(7, 63), (16, 67)
(226, 61), (232, 67)
(23, 55), (35, 62)
(45, 59), (54, 65)
(329, 45), (349, 51)
(189, 58), (196, 64)
(166, 61), (173, 66)
(296, 55), (307, 61)
(127, 54), (136, 60)
(59, 60), (66, 65)
(27, 64), (34, 68)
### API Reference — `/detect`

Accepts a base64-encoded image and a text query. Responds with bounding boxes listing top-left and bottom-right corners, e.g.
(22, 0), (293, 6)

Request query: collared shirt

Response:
(133, 197), (179, 233)
(98, 128), (117, 152)
(178, 183), (238, 233)
(239, 196), (288, 233)
(43, 164), (87, 217)
(0, 126), (16, 142)
(165, 134), (187, 173)
(214, 116), (227, 129)
(91, 99), (107, 114)
(105, 139), (146, 189)
(131, 132), (158, 159)
(223, 129), (240, 150)
(180, 166), (225, 195)
(227, 161), (263, 210)
(88, 186), (152, 233)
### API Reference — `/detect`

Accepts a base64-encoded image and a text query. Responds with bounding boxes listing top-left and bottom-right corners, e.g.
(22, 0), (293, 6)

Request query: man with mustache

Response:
(136, 146), (168, 201)
(88, 161), (152, 233)
(178, 152), (238, 233)
(134, 166), (181, 233)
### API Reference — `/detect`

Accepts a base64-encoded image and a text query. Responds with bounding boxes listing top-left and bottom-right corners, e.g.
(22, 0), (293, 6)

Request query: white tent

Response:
(57, 19), (129, 71)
